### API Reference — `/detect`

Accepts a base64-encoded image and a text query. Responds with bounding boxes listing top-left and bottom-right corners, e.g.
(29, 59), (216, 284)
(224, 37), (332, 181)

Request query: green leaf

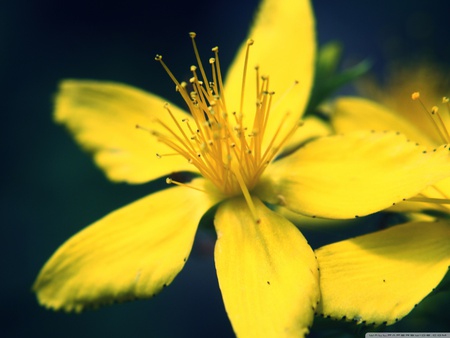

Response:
(305, 41), (372, 118)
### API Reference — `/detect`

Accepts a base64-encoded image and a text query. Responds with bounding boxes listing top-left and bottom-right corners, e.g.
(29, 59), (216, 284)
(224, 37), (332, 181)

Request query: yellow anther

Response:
(189, 32), (196, 38)
(411, 92), (420, 100)
(154, 54), (162, 61)
(443, 97), (449, 103)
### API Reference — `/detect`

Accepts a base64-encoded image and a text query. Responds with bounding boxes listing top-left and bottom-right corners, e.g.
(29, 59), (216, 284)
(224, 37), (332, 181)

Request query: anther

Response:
(411, 92), (420, 100)
(154, 54), (162, 61)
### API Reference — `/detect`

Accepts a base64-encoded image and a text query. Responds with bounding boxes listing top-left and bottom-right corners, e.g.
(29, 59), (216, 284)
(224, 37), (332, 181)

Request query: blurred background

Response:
(2, 0), (450, 337)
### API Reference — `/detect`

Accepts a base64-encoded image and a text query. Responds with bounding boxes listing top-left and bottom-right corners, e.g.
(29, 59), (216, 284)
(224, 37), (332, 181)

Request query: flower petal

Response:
(55, 80), (195, 184)
(214, 197), (319, 337)
(224, 0), (315, 150)
(333, 97), (435, 146)
(280, 116), (331, 157)
(257, 130), (450, 218)
(33, 180), (217, 312)
(315, 221), (450, 325)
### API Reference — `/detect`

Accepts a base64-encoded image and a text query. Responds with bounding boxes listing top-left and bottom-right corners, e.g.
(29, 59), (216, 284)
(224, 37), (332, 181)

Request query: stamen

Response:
(407, 196), (450, 204)
(189, 32), (210, 89)
(155, 55), (192, 107)
(156, 153), (181, 158)
(152, 35), (299, 219)
(166, 177), (207, 193)
(211, 46), (227, 113)
(271, 80), (299, 113)
(443, 97), (450, 122)
(239, 39), (254, 117)
(135, 124), (151, 133)
(404, 186), (450, 212)
(412, 91), (449, 144)
(231, 166), (260, 223)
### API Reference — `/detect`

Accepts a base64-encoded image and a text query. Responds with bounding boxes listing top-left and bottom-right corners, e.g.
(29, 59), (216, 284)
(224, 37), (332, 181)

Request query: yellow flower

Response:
(315, 63), (450, 326)
(335, 64), (450, 213)
(33, 3), (450, 337)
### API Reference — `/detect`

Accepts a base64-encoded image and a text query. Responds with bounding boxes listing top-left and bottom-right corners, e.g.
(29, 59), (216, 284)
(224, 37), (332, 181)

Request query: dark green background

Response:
(3, 0), (450, 337)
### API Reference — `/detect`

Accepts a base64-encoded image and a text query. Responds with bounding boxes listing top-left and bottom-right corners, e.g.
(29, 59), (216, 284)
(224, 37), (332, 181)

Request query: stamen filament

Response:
(407, 196), (450, 204)
(271, 80), (299, 113)
(412, 91), (449, 144)
(166, 177), (208, 193)
(156, 153), (182, 158)
(433, 106), (450, 142)
(164, 104), (198, 153)
(231, 165), (260, 223)
(155, 55), (192, 106)
(239, 39), (254, 116)
(212, 47), (227, 113)
(189, 32), (210, 90)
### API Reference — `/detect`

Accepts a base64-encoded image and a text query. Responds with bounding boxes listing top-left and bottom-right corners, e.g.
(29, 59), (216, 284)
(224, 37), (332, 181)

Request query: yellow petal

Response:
(55, 80), (195, 184)
(281, 116), (331, 156)
(33, 180), (216, 312)
(224, 0), (315, 150)
(257, 130), (450, 218)
(315, 221), (450, 325)
(214, 197), (319, 337)
(357, 62), (449, 145)
(333, 97), (435, 146)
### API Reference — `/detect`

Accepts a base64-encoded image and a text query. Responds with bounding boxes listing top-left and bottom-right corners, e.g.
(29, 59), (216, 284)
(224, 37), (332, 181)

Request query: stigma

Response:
(149, 33), (301, 217)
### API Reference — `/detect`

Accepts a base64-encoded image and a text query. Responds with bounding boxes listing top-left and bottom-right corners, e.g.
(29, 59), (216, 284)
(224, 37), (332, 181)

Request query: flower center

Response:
(149, 32), (301, 215)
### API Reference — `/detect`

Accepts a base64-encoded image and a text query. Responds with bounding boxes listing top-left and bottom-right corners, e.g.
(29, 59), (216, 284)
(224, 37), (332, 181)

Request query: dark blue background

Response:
(3, 0), (449, 337)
